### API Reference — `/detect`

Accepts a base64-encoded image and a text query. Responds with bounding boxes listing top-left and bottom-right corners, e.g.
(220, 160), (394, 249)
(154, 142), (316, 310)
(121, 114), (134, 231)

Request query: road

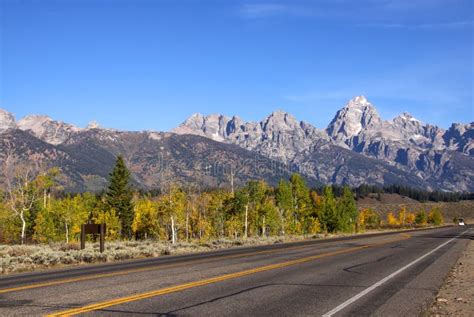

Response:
(0, 226), (471, 316)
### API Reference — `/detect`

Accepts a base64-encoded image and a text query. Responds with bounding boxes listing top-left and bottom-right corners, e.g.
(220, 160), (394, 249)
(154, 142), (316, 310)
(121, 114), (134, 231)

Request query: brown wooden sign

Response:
(81, 223), (106, 253)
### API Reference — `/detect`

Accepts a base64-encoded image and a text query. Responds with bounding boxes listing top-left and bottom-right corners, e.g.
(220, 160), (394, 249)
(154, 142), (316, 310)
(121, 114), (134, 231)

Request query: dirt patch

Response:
(428, 238), (474, 316)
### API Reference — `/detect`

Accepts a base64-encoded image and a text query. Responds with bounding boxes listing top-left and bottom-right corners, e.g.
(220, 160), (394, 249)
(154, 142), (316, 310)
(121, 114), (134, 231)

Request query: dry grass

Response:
(0, 236), (309, 275)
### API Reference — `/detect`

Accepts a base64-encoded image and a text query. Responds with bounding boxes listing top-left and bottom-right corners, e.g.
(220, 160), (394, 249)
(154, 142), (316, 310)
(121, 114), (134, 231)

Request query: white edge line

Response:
(322, 229), (470, 317)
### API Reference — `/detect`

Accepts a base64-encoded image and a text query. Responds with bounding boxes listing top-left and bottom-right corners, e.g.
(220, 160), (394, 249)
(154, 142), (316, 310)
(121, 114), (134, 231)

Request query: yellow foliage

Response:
(405, 212), (416, 225)
(358, 208), (369, 226)
(307, 217), (321, 234)
(398, 206), (407, 226)
(93, 208), (121, 240)
(133, 199), (161, 239)
(387, 212), (399, 226)
(427, 208), (444, 226)
(358, 208), (380, 230)
(225, 216), (243, 239)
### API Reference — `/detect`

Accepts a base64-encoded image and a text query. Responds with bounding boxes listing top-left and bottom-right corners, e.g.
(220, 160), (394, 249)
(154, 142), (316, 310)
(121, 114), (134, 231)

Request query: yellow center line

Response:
(0, 235), (381, 295)
(45, 234), (410, 317)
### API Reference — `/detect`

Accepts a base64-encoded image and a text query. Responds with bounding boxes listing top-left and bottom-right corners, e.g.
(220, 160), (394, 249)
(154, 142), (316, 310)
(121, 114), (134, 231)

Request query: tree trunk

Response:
(280, 209), (285, 236)
(20, 213), (26, 245)
(65, 222), (69, 244)
(171, 216), (176, 244)
(185, 212), (189, 241)
(262, 215), (266, 237)
(43, 189), (47, 208)
(244, 204), (249, 239)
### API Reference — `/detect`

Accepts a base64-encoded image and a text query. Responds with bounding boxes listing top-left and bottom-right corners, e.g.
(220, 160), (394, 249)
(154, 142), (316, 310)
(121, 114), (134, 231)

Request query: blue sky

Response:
(1, 0), (472, 131)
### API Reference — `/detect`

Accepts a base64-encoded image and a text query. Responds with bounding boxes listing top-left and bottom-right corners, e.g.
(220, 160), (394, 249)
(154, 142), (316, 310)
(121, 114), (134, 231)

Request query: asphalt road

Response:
(0, 226), (472, 317)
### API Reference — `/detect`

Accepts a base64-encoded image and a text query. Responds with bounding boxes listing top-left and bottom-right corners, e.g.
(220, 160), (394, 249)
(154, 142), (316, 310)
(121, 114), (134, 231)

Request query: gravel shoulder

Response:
(428, 235), (474, 316)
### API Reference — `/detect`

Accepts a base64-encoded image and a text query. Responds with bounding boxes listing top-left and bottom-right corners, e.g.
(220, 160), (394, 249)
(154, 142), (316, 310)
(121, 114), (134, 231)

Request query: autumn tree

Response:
(5, 166), (42, 244)
(428, 207), (443, 226)
(234, 188), (250, 238)
(105, 156), (134, 239)
(276, 179), (293, 236)
(415, 210), (427, 225)
(358, 208), (380, 231)
(386, 212), (399, 226)
(290, 174), (312, 235)
(405, 212), (416, 225)
(132, 198), (162, 239)
(159, 186), (186, 244)
(259, 196), (281, 236)
(397, 205), (408, 226)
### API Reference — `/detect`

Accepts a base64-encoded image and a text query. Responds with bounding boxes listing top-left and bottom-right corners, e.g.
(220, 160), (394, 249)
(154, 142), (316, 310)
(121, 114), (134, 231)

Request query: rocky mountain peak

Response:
(172, 113), (231, 141)
(326, 96), (382, 144)
(0, 109), (16, 132)
(347, 95), (369, 107)
(443, 122), (474, 155)
(86, 121), (101, 130)
(395, 112), (421, 123)
(392, 112), (424, 132)
(17, 114), (80, 145)
(17, 115), (55, 135)
(262, 110), (299, 132)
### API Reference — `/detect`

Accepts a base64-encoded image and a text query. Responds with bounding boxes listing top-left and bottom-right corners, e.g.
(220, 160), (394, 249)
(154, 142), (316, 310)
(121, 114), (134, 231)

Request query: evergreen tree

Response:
(320, 186), (338, 233)
(105, 156), (134, 239)
(337, 186), (358, 233)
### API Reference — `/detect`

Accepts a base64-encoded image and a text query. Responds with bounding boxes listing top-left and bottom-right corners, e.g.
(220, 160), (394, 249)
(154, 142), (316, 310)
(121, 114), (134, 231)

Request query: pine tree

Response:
(105, 156), (134, 239)
(337, 186), (358, 233)
(320, 186), (338, 233)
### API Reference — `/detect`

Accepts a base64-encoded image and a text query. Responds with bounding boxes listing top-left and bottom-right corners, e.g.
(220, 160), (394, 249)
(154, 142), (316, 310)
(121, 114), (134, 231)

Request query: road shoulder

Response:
(428, 236), (473, 316)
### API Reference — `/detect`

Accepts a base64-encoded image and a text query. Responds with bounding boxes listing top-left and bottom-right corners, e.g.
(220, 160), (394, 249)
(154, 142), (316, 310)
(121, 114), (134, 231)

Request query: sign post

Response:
(80, 223), (106, 253)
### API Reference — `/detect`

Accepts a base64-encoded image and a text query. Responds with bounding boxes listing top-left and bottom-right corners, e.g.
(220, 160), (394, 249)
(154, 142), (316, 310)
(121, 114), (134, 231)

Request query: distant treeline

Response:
(141, 184), (474, 204)
(351, 184), (473, 202)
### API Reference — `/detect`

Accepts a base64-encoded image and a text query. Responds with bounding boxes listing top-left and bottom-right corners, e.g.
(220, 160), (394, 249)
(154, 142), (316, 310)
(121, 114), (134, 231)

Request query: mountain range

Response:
(1, 96), (473, 192)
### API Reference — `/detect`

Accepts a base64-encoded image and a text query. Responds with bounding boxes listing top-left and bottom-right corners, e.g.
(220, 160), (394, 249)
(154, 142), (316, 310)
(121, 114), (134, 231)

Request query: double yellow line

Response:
(46, 233), (410, 317)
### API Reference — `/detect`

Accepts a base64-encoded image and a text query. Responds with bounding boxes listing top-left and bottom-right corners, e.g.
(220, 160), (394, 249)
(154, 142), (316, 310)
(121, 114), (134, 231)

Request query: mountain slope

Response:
(0, 128), (303, 192)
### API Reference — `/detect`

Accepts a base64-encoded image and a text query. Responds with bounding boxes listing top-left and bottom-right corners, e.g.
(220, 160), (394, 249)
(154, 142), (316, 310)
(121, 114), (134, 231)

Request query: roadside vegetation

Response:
(0, 157), (450, 273)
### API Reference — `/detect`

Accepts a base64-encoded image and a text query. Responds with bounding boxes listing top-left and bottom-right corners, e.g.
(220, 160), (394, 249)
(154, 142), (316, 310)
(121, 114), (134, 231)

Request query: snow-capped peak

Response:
(327, 95), (382, 143)
(347, 95), (369, 107)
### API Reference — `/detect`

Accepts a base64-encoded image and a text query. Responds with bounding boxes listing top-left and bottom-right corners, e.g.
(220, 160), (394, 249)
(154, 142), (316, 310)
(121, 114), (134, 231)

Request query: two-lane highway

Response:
(0, 226), (471, 316)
